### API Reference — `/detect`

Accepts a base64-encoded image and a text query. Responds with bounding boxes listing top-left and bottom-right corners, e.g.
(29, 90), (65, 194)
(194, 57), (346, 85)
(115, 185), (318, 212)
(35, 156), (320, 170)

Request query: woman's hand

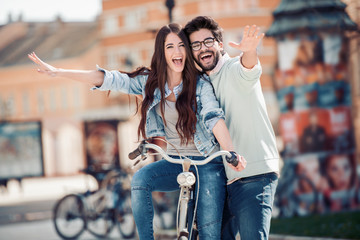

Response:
(27, 52), (105, 85)
(228, 155), (247, 172)
(28, 52), (58, 77)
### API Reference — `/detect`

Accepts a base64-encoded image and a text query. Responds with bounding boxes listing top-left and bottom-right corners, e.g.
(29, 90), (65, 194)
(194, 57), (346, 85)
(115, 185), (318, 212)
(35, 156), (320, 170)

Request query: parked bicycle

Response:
(53, 167), (136, 240)
(129, 140), (238, 240)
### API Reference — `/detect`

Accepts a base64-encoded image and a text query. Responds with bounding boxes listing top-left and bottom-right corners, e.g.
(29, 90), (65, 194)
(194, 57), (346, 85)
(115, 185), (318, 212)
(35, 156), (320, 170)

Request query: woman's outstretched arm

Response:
(28, 52), (104, 86)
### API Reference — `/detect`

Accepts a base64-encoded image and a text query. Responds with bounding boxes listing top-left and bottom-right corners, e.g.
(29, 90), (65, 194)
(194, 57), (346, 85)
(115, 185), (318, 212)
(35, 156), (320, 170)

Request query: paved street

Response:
(0, 199), (55, 225)
(0, 176), (352, 240)
(0, 219), (348, 240)
(0, 219), (127, 240)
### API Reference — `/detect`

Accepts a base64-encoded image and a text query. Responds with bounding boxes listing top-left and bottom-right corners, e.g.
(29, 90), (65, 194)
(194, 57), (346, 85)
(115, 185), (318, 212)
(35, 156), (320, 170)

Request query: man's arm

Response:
(228, 25), (264, 69)
(241, 50), (258, 69)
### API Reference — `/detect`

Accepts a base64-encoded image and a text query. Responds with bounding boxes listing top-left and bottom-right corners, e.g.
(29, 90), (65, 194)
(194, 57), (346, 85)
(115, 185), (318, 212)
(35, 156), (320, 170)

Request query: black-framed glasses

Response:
(190, 37), (216, 51)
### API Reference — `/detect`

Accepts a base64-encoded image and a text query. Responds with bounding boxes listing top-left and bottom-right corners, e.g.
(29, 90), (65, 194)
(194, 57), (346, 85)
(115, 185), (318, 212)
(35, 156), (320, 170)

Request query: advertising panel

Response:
(84, 120), (120, 171)
(0, 121), (44, 180)
(274, 35), (358, 217)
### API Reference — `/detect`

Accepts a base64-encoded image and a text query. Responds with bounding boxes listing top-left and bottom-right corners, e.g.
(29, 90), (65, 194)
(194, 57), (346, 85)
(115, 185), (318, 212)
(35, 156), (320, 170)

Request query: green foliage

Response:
(270, 211), (360, 239)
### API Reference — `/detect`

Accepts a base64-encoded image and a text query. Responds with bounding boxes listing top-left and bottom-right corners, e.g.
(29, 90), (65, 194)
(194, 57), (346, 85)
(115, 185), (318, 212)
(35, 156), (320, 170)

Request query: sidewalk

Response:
(0, 174), (97, 206)
(0, 175), (98, 225)
(0, 176), (352, 240)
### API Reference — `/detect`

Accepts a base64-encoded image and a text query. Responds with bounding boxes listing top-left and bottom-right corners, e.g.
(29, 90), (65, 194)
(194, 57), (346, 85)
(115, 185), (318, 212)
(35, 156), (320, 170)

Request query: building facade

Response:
(1, 0), (358, 181)
(100, 0), (281, 120)
(0, 19), (108, 177)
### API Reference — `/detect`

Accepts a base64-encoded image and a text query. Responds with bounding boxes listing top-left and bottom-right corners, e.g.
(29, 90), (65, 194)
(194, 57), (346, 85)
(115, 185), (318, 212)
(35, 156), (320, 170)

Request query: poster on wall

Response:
(274, 34), (359, 217)
(274, 152), (357, 217)
(84, 120), (120, 173)
(0, 121), (44, 180)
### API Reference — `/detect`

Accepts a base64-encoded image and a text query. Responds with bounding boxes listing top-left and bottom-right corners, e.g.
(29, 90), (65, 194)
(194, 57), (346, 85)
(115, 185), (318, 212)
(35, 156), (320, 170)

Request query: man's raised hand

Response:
(228, 25), (264, 53)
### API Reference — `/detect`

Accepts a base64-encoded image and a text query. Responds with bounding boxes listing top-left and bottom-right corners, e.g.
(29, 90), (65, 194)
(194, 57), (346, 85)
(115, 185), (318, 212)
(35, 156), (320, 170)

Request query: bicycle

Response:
(129, 139), (238, 240)
(152, 191), (178, 233)
(52, 168), (136, 240)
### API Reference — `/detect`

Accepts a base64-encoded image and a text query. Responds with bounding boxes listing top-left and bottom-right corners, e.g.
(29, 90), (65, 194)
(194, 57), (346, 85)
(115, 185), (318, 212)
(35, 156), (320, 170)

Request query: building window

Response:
(61, 87), (68, 110)
(124, 8), (146, 30)
(37, 90), (45, 113)
(106, 50), (118, 70)
(103, 15), (118, 35)
(0, 95), (5, 120)
(6, 94), (16, 117)
(0, 94), (15, 120)
(73, 87), (81, 109)
(198, 0), (259, 15)
(50, 88), (56, 111)
(22, 91), (30, 115)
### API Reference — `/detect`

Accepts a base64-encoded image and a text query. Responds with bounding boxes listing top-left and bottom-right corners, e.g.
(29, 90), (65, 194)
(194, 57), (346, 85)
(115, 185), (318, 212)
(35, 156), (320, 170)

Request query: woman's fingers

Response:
(28, 52), (57, 76)
(28, 52), (42, 66)
(28, 52), (45, 66)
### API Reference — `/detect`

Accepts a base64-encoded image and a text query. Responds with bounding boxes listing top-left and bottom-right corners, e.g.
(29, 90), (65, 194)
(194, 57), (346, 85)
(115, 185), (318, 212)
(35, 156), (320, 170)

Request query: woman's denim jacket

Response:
(92, 67), (225, 156)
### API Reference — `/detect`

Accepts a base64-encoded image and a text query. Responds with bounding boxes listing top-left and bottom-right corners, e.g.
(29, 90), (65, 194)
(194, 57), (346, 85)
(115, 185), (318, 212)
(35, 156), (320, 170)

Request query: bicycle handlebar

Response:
(128, 145), (143, 160)
(128, 140), (239, 166)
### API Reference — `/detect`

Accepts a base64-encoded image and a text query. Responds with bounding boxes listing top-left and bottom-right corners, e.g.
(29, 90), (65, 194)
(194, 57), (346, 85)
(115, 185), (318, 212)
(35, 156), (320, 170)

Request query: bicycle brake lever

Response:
(131, 155), (148, 169)
(132, 159), (141, 168)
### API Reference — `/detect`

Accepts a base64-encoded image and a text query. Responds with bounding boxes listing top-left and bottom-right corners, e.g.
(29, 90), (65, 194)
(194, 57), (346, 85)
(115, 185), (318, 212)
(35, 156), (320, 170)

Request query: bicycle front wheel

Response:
(53, 194), (86, 240)
(116, 192), (136, 239)
(85, 193), (115, 238)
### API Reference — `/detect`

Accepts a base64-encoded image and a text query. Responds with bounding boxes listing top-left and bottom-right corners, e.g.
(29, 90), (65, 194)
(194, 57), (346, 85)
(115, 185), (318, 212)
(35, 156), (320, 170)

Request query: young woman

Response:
(28, 23), (246, 240)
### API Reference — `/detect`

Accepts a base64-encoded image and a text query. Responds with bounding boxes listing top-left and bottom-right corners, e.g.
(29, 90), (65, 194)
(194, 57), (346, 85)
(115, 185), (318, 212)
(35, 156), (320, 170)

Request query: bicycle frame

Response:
(130, 141), (233, 240)
(53, 169), (136, 240)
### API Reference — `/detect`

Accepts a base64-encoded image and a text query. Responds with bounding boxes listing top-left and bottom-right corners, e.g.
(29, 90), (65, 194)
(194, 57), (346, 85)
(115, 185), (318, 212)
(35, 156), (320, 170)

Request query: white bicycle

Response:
(129, 139), (238, 240)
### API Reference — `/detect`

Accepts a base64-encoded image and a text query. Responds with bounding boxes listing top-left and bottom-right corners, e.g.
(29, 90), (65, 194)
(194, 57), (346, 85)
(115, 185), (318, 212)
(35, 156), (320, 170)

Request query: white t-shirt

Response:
(209, 54), (280, 182)
(155, 100), (202, 156)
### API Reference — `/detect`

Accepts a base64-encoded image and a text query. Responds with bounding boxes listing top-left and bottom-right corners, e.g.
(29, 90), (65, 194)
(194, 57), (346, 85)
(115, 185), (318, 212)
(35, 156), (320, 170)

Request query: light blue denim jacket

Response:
(92, 67), (225, 156)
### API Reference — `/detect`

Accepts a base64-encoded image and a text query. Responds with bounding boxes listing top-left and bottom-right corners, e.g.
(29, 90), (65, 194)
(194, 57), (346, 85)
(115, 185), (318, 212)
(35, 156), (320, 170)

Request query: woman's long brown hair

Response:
(125, 24), (200, 144)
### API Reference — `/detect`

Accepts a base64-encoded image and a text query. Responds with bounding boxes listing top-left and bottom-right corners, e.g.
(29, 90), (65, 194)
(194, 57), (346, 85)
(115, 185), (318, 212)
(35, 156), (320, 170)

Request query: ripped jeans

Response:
(131, 155), (226, 240)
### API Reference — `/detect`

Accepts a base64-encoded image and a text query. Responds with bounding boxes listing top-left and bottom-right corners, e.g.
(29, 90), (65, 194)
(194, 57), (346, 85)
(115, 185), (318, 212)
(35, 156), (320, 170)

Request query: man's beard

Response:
(194, 50), (220, 72)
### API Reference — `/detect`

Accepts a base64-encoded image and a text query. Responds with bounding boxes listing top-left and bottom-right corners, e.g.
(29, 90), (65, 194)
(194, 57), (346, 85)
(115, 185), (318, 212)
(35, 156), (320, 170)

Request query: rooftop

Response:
(0, 17), (99, 67)
(266, 0), (358, 37)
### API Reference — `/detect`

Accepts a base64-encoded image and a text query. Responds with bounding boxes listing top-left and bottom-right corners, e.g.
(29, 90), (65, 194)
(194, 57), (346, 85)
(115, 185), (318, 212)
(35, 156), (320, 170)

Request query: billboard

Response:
(0, 121), (44, 180)
(84, 120), (120, 172)
(274, 34), (359, 217)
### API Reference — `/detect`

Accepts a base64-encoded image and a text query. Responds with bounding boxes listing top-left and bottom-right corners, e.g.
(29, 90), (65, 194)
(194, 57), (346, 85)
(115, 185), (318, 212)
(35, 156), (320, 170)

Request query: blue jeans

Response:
(131, 156), (226, 240)
(221, 172), (278, 240)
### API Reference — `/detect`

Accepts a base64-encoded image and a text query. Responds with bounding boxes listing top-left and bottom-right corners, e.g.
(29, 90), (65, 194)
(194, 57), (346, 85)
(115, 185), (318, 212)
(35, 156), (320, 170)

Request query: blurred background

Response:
(0, 0), (360, 239)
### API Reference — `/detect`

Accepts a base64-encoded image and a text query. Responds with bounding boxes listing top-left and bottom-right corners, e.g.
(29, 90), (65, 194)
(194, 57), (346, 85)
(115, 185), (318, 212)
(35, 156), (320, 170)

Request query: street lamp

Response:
(165, 0), (175, 23)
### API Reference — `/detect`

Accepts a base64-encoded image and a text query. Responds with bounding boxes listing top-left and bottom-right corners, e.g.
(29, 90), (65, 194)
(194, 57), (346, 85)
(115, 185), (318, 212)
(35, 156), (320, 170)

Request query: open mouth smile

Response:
(172, 57), (183, 66)
(199, 52), (213, 62)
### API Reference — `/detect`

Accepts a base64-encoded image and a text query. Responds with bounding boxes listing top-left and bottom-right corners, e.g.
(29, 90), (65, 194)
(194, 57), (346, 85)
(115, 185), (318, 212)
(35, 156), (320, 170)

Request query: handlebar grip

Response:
(128, 147), (142, 160)
(225, 151), (239, 167)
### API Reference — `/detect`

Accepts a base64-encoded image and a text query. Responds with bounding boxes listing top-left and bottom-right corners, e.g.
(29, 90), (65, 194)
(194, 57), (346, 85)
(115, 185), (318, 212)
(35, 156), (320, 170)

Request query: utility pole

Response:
(165, 0), (175, 23)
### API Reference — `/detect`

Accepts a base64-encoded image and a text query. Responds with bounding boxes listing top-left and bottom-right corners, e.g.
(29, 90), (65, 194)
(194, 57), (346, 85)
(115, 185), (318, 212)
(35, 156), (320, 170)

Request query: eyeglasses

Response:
(190, 37), (216, 51)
